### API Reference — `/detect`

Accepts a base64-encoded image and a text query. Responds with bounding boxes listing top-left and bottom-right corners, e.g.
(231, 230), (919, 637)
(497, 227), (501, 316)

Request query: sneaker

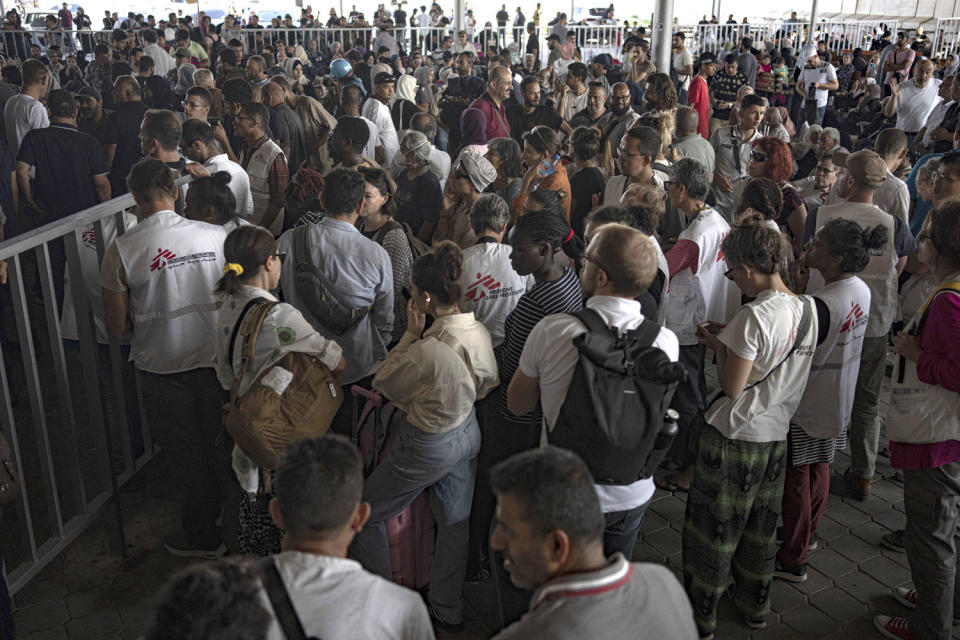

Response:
(882, 530), (905, 553)
(773, 559), (808, 583)
(874, 615), (918, 640)
(893, 587), (960, 624)
(745, 614), (767, 629)
(427, 604), (464, 634)
(775, 528), (819, 552)
(163, 533), (226, 559)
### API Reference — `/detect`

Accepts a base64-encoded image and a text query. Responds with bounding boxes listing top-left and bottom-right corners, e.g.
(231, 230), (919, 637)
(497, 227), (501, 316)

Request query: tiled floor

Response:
(10, 354), (959, 640)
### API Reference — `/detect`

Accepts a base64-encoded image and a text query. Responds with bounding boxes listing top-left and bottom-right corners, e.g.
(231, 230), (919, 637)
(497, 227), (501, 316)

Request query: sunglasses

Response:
(272, 252), (287, 264)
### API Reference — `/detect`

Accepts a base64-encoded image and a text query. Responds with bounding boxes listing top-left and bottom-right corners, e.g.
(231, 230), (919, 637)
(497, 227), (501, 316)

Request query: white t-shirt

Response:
(798, 63), (837, 109)
(519, 295), (680, 512)
(262, 551), (433, 640)
(202, 153), (255, 219)
(460, 242), (533, 347)
(561, 88), (589, 123)
(672, 48), (693, 90)
(361, 115), (381, 161)
(895, 78), (942, 133)
(874, 170), (910, 227)
(362, 98), (399, 167)
(4, 93), (49, 154)
(705, 290), (818, 443)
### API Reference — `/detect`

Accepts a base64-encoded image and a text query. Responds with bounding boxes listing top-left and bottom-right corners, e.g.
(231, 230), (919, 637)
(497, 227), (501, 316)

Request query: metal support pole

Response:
(652, 0), (673, 73)
(808, 0), (819, 44)
(454, 0), (463, 33)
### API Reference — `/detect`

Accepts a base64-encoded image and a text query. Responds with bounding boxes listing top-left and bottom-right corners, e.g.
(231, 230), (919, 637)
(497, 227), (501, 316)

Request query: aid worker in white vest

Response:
(775, 217), (877, 582)
(100, 157), (230, 559)
(236, 102), (287, 236)
(660, 157), (738, 491)
(804, 149), (916, 501)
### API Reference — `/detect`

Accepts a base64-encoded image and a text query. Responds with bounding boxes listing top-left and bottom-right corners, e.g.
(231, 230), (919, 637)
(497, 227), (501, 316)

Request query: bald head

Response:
(676, 106), (699, 136)
(263, 80), (284, 106)
(114, 75), (140, 101)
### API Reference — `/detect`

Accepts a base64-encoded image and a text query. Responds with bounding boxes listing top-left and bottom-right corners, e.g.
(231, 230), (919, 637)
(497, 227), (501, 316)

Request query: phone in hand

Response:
(698, 322), (721, 335)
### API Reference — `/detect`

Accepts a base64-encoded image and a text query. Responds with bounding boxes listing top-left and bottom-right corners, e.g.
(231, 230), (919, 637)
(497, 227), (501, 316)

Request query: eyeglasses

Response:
(272, 252), (287, 264)
(916, 230), (930, 243)
(583, 254), (607, 275)
(750, 150), (767, 162)
(724, 265), (739, 280)
(663, 180), (676, 189)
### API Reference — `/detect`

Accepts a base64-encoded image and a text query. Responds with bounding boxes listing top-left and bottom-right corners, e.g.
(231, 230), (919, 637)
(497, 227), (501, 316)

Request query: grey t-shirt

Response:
(494, 554), (699, 640)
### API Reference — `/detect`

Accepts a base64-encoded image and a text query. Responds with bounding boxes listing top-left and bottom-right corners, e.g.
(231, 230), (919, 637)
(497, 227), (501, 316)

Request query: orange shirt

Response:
(511, 163), (572, 220)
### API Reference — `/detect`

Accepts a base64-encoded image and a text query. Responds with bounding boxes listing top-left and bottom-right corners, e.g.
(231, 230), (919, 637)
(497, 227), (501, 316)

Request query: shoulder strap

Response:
(485, 94), (510, 132)
(741, 295), (813, 392)
(258, 557), (309, 640)
(625, 317), (661, 349)
(373, 219), (402, 246)
(570, 308), (616, 337)
(228, 297), (269, 370)
(230, 300), (278, 399)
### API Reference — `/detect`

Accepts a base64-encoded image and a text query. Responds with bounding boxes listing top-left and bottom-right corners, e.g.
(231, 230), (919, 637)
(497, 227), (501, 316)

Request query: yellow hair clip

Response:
(223, 263), (244, 276)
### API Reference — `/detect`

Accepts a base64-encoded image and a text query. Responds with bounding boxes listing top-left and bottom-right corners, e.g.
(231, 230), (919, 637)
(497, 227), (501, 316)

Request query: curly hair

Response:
(644, 72), (677, 111)
(737, 177), (784, 220)
(752, 136), (794, 184)
(721, 212), (793, 276)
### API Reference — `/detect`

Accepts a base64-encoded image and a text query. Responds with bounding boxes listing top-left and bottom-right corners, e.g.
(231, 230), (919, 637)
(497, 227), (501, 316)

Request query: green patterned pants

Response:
(681, 424), (788, 635)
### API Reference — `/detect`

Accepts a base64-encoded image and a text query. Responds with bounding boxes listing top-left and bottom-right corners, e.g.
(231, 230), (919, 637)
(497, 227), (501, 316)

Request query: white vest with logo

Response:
(887, 275), (960, 445)
(61, 212), (138, 344)
(115, 211), (226, 374)
(811, 203), (898, 337)
(792, 276), (872, 439)
(652, 238), (670, 326)
(665, 207), (734, 345)
(243, 139), (285, 235)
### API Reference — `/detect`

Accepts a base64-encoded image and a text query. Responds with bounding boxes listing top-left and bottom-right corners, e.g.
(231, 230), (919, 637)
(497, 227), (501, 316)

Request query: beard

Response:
(611, 102), (630, 116)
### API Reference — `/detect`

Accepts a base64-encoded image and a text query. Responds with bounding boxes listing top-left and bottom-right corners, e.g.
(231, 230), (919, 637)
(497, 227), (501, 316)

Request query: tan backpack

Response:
(223, 300), (343, 471)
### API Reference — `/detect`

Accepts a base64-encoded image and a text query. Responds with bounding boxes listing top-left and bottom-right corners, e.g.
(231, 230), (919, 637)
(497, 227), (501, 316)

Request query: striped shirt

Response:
(495, 266), (583, 423)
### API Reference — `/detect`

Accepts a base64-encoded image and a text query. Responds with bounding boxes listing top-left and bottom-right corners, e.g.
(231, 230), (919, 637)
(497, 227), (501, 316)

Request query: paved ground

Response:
(10, 355), (959, 640)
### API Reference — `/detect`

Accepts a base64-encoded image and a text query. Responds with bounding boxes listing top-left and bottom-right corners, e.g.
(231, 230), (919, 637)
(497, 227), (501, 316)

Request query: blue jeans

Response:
(351, 410), (481, 625)
(816, 106), (826, 125)
(603, 499), (651, 558)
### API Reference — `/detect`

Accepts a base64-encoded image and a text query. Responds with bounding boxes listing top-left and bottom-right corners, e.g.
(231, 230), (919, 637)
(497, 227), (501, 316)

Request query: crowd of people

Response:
(0, 4), (956, 640)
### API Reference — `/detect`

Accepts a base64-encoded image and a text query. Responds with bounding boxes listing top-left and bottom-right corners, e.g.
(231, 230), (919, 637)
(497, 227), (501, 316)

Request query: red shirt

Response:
(470, 93), (511, 140)
(688, 75), (710, 139)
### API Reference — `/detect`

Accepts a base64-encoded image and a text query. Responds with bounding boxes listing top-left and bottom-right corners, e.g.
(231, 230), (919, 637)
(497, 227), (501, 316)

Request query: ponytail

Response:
(214, 226), (276, 296)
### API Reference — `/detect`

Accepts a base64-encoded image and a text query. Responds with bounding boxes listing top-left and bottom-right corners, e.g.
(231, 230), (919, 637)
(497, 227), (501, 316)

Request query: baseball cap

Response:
(175, 47), (192, 59)
(547, 33), (561, 42)
(76, 86), (101, 101)
(590, 54), (612, 70)
(834, 149), (886, 188)
(374, 71), (396, 85)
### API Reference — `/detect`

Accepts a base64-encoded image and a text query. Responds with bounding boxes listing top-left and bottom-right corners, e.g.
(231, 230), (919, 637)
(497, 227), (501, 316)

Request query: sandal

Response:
(654, 474), (690, 493)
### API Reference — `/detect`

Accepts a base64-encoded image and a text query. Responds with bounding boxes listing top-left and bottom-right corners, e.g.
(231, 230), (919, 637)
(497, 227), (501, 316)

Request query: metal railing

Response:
(931, 17), (960, 59)
(677, 18), (897, 57)
(0, 180), (189, 594)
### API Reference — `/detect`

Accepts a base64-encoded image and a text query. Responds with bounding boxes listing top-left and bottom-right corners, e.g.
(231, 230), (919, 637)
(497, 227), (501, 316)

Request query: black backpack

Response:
(549, 309), (687, 485)
(292, 224), (371, 335)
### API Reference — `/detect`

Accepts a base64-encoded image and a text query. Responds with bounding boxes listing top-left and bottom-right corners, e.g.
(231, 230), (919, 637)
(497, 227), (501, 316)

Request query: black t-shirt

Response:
(496, 10), (509, 26)
(102, 100), (150, 195)
(18, 123), (107, 224)
(506, 104), (562, 144)
(569, 166), (604, 237)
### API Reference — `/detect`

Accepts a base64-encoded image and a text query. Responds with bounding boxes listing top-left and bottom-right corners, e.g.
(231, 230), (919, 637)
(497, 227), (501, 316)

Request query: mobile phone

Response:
(699, 322), (721, 335)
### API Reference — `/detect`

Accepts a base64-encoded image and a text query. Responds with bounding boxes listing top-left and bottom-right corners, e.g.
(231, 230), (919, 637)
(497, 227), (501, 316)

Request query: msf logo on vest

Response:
(150, 248), (177, 272)
(465, 273), (501, 302)
(840, 301), (866, 334)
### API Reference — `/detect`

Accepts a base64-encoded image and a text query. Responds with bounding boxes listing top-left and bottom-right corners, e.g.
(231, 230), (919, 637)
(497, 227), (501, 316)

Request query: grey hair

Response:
(400, 130), (431, 167)
(821, 127), (840, 143)
(469, 193), (510, 234)
(673, 157), (711, 201)
(918, 157), (942, 181)
(803, 124), (823, 145)
(410, 112), (438, 141)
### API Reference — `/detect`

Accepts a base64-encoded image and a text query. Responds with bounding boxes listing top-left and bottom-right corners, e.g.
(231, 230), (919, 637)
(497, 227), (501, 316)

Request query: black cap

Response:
(374, 71), (396, 85)
(699, 52), (717, 64)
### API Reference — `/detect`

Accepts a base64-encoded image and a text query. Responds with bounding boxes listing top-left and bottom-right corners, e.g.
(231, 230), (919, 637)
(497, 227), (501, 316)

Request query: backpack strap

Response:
(227, 297), (267, 370)
(373, 219), (402, 246)
(230, 300), (278, 402)
(569, 307), (617, 338)
(741, 295), (813, 392)
(258, 557), (309, 640)
(897, 281), (960, 383)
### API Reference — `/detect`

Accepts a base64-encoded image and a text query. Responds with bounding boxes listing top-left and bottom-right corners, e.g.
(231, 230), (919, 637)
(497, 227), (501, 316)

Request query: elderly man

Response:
(915, 73), (958, 154)
(792, 154), (839, 214)
(469, 65), (512, 140)
(817, 127), (844, 159)
(884, 58), (941, 139)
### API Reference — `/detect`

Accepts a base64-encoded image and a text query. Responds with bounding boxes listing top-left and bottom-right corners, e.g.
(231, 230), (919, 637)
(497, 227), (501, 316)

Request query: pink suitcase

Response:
(351, 385), (435, 589)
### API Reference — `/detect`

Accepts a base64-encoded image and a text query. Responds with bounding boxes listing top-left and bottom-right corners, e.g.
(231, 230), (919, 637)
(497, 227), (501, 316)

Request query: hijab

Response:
(396, 74), (418, 103)
(174, 63), (196, 95)
(456, 108), (488, 157)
